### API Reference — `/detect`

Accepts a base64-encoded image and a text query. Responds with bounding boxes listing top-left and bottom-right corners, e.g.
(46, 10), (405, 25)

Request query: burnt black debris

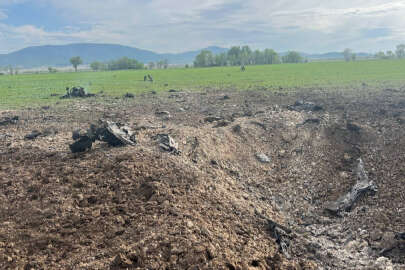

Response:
(0, 116), (19, 126)
(69, 135), (93, 153)
(60, 87), (95, 99)
(69, 120), (136, 153)
(154, 134), (180, 155)
(25, 130), (42, 140)
(325, 158), (377, 215)
(123, 93), (135, 98)
(287, 100), (323, 112)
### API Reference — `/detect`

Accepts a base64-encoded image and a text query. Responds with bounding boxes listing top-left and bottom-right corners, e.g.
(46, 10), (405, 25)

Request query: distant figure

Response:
(241, 65), (246, 72)
(144, 75), (147, 81)
(148, 74), (153, 82)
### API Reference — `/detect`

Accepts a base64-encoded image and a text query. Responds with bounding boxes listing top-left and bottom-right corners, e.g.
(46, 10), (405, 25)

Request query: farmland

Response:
(1, 59), (405, 108)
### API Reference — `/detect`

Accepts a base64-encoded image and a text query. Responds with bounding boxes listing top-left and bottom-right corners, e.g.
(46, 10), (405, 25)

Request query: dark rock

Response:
(168, 89), (178, 92)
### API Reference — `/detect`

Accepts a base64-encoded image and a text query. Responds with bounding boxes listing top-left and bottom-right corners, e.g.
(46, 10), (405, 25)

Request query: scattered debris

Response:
(325, 158), (377, 215)
(204, 116), (223, 123)
(60, 87), (95, 99)
(25, 130), (42, 140)
(69, 135), (93, 153)
(154, 134), (180, 155)
(155, 111), (171, 118)
(0, 116), (18, 126)
(69, 120), (136, 153)
(41, 106), (50, 110)
(347, 121), (361, 132)
(297, 118), (321, 126)
(98, 121), (137, 147)
(24, 127), (58, 140)
(287, 100), (323, 112)
(232, 124), (242, 133)
(213, 120), (230, 128)
(220, 95), (230, 100)
(256, 153), (271, 163)
(123, 93), (135, 98)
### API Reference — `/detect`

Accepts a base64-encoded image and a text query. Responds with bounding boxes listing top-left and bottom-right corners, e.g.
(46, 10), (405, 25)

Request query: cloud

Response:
(1, 0), (405, 54)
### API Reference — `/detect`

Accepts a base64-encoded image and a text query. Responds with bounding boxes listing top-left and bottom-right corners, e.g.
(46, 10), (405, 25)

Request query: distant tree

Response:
(375, 51), (386, 59)
(185, 64), (190, 68)
(90, 61), (106, 71)
(162, 59), (169, 69)
(395, 44), (405, 59)
(386, 50), (395, 59)
(107, 57), (144, 70)
(343, 48), (352, 62)
(48, 67), (57, 73)
(282, 51), (303, 63)
(194, 50), (215, 67)
(263, 49), (281, 64)
(70, 56), (83, 72)
(351, 53), (357, 61)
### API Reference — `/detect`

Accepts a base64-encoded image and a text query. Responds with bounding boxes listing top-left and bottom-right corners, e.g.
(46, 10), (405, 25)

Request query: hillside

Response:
(0, 43), (228, 68)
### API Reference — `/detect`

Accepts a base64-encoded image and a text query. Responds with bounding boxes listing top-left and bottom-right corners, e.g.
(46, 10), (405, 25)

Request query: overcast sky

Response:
(0, 0), (404, 54)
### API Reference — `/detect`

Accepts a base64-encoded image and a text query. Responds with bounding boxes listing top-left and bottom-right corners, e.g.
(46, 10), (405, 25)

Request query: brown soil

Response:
(0, 86), (404, 269)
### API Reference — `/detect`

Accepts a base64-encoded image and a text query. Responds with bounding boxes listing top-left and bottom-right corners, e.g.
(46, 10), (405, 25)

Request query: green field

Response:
(1, 59), (405, 109)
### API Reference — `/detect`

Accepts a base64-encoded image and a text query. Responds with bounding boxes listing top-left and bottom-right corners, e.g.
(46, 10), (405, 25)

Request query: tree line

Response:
(193, 46), (304, 67)
(374, 44), (405, 60)
(89, 57), (144, 71)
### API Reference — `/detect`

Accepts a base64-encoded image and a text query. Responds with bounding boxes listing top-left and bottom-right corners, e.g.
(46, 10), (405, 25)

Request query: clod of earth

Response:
(0, 116), (18, 126)
(154, 134), (180, 155)
(60, 86), (95, 99)
(325, 158), (377, 215)
(287, 100), (323, 112)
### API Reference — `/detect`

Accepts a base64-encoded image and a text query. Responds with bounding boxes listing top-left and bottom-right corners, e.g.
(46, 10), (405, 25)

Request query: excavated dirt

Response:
(0, 86), (404, 269)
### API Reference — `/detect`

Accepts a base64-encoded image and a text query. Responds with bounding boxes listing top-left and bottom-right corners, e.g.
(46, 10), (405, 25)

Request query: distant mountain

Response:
(301, 52), (373, 60)
(0, 43), (229, 68)
(0, 43), (374, 68)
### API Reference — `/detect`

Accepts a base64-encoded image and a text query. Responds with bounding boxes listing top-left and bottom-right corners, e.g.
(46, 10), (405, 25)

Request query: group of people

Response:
(144, 74), (153, 82)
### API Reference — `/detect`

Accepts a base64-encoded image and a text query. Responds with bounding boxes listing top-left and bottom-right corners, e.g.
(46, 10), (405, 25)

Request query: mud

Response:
(0, 86), (404, 269)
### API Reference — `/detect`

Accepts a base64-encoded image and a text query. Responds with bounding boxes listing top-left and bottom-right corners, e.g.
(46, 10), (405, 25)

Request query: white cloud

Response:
(1, 0), (405, 53)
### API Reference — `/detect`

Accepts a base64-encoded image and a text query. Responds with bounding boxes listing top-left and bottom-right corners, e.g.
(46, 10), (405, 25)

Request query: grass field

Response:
(1, 59), (405, 109)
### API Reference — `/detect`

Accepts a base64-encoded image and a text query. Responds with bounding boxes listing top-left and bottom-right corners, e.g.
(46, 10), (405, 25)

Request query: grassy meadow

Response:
(1, 59), (405, 109)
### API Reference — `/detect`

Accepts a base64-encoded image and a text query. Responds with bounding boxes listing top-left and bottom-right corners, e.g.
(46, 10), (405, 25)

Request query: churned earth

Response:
(0, 86), (404, 269)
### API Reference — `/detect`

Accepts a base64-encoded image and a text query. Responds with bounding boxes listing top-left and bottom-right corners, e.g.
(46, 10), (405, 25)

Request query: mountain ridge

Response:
(0, 43), (372, 68)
